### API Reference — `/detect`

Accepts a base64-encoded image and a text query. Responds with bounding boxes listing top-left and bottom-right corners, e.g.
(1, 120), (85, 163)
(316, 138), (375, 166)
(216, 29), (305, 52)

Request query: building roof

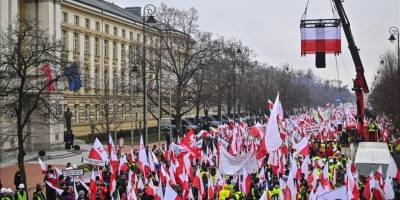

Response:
(74, 0), (142, 23)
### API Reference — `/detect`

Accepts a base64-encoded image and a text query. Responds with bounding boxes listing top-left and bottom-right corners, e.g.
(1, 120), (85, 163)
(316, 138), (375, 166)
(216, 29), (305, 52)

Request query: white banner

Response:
(317, 186), (347, 200)
(218, 147), (258, 175)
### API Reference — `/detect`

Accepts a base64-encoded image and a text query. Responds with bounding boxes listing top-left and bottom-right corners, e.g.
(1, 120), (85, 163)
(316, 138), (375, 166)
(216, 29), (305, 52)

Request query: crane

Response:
(333, 0), (369, 138)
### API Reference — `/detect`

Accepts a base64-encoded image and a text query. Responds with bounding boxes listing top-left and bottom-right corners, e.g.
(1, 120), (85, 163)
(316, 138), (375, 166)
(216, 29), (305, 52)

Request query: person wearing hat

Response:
(0, 188), (6, 199)
(1, 188), (13, 200)
(33, 184), (45, 200)
(14, 184), (27, 200)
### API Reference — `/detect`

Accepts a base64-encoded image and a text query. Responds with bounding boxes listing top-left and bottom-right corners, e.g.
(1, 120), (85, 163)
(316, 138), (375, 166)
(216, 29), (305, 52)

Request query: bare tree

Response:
(0, 18), (67, 186)
(369, 52), (400, 127)
(129, 4), (217, 132)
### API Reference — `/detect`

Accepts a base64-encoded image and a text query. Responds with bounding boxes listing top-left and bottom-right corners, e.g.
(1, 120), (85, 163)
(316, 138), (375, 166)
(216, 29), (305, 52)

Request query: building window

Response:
(74, 15), (79, 26)
(74, 104), (79, 123)
(85, 104), (90, 120)
(122, 29), (125, 39)
(62, 30), (67, 50)
(105, 24), (109, 33)
(104, 40), (108, 57)
(137, 33), (141, 43)
(95, 104), (99, 120)
(113, 27), (118, 36)
(94, 68), (99, 92)
(130, 32), (133, 41)
(73, 32), (79, 53)
(84, 65), (90, 92)
(121, 43), (125, 60)
(84, 35), (90, 54)
(85, 18), (90, 29)
(63, 12), (68, 23)
(113, 42), (117, 59)
(95, 21), (100, 31)
(95, 38), (99, 56)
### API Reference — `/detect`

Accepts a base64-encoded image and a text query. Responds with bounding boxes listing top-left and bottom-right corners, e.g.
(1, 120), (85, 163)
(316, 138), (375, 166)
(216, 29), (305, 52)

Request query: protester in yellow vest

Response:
(14, 184), (27, 200)
(33, 184), (46, 200)
(219, 185), (231, 200)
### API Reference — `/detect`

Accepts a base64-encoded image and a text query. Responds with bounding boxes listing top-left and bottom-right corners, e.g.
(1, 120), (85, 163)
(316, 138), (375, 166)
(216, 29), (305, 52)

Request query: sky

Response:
(113, 0), (399, 88)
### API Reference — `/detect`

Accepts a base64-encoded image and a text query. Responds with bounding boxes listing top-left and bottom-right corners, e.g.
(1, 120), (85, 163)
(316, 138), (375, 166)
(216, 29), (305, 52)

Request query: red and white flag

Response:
(38, 158), (47, 174)
(300, 26), (341, 54)
(193, 168), (204, 196)
(89, 171), (97, 200)
(45, 181), (64, 195)
(88, 138), (108, 162)
(264, 94), (283, 152)
(164, 182), (178, 200)
(386, 155), (400, 179)
(384, 176), (395, 199)
(293, 136), (309, 157)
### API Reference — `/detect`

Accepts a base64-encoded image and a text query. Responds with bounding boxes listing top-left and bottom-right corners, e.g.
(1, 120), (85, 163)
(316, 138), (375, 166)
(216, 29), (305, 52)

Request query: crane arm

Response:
(333, 0), (369, 93)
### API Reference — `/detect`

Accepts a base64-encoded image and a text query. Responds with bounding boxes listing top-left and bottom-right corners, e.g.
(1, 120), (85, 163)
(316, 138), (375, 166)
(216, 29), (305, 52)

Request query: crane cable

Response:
(334, 55), (342, 100)
(301, 0), (311, 20)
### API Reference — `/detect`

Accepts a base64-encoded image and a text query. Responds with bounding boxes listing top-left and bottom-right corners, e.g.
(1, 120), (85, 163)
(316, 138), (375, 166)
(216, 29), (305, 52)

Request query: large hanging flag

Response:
(300, 23), (341, 55)
(65, 62), (82, 91)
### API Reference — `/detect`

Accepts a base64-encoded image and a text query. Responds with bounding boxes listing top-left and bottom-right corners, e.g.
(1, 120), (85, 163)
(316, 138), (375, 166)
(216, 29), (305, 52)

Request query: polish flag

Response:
(42, 64), (56, 92)
(138, 135), (150, 175)
(386, 155), (400, 179)
(38, 158), (47, 174)
(118, 154), (129, 174)
(88, 138), (108, 162)
(242, 168), (252, 195)
(373, 183), (385, 200)
(383, 176), (395, 199)
(300, 26), (341, 54)
(193, 168), (204, 196)
(320, 162), (331, 190)
(301, 156), (310, 177)
(154, 184), (163, 200)
(362, 173), (375, 200)
(264, 94), (283, 152)
(89, 171), (97, 200)
(375, 165), (383, 186)
(164, 182), (178, 200)
(45, 181), (64, 195)
(207, 175), (214, 199)
(293, 136), (309, 157)
(267, 99), (274, 110)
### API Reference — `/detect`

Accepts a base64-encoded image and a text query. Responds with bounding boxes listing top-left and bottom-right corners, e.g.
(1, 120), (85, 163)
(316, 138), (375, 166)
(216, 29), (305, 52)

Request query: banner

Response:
(218, 147), (258, 175)
(317, 186), (347, 200)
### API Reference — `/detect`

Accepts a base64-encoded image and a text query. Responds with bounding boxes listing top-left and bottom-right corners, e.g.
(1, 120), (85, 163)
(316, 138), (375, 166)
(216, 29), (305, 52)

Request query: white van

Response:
(354, 142), (390, 177)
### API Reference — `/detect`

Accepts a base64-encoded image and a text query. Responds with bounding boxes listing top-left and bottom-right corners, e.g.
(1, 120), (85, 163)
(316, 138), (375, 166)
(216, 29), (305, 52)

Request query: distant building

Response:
(0, 0), (182, 158)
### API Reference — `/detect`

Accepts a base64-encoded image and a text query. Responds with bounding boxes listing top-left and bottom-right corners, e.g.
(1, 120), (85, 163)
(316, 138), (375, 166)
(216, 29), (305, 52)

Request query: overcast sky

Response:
(114, 0), (399, 88)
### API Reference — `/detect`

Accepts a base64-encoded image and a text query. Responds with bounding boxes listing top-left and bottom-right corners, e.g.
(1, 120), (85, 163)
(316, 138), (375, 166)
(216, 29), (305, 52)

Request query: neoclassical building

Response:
(0, 0), (168, 155)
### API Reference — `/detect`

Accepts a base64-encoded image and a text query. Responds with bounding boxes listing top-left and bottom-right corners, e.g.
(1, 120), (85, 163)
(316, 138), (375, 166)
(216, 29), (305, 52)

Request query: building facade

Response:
(0, 0), (165, 157)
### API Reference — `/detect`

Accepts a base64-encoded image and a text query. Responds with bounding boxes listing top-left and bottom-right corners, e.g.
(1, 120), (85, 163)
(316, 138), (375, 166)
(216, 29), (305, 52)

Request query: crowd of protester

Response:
(1, 104), (400, 200)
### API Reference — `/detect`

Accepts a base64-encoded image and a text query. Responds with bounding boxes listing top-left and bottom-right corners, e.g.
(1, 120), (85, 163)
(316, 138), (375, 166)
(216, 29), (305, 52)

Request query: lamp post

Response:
(232, 46), (241, 122)
(388, 26), (400, 74)
(142, 4), (156, 145)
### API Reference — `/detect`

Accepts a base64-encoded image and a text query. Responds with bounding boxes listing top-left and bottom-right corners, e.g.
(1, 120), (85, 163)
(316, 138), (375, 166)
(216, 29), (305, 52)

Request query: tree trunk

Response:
(17, 120), (27, 188)
(195, 103), (200, 123)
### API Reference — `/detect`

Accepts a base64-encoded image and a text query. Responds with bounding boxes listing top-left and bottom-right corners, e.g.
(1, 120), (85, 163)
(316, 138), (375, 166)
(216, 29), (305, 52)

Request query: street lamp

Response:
(388, 26), (400, 74)
(142, 4), (157, 145)
(233, 46), (241, 122)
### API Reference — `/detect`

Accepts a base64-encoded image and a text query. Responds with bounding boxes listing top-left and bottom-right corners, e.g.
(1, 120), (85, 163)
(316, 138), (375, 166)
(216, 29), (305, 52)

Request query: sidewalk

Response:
(0, 141), (166, 189)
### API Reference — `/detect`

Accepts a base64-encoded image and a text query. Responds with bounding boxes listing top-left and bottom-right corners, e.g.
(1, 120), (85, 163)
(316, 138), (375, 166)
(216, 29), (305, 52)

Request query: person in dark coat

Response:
(13, 170), (21, 190)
